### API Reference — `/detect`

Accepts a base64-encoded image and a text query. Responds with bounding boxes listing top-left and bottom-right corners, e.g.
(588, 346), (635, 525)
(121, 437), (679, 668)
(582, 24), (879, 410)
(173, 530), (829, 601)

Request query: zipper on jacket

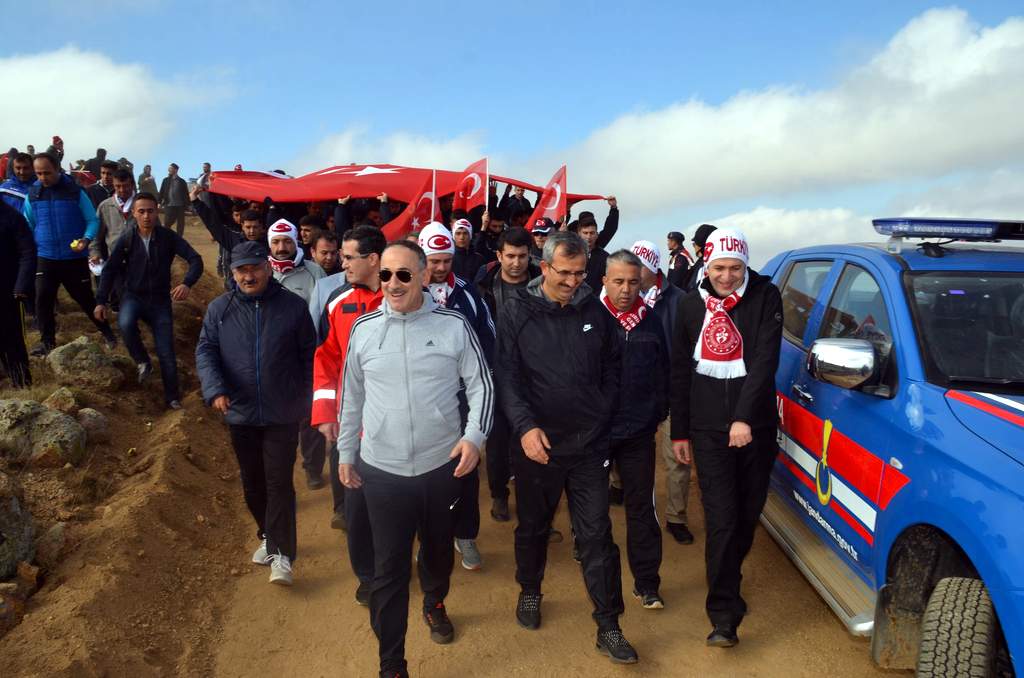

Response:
(255, 300), (264, 425)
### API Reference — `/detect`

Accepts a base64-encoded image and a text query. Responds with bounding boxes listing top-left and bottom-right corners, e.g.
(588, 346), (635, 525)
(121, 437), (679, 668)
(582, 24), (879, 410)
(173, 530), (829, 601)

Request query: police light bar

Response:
(873, 217), (1024, 240)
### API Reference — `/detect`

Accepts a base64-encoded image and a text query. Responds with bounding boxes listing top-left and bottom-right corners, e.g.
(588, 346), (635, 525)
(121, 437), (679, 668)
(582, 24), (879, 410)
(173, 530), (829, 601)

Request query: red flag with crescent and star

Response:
(382, 171), (443, 241)
(524, 165), (567, 231)
(452, 158), (488, 213)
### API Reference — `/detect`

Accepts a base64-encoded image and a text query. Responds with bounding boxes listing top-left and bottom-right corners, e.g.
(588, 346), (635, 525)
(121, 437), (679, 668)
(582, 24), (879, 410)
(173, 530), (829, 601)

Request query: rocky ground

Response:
(0, 219), (899, 677)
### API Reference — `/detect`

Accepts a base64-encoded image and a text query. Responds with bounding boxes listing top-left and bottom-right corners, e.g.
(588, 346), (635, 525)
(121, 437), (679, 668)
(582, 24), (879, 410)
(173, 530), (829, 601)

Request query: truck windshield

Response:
(907, 272), (1024, 390)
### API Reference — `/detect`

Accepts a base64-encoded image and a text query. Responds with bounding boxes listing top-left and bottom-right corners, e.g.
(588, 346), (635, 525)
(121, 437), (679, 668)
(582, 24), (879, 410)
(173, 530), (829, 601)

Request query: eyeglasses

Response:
(548, 265), (587, 279)
(379, 269), (414, 283)
(340, 253), (370, 262)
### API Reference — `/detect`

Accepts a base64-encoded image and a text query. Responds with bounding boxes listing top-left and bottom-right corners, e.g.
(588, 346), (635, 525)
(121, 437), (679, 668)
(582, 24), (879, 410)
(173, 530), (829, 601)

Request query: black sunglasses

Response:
(379, 269), (414, 283)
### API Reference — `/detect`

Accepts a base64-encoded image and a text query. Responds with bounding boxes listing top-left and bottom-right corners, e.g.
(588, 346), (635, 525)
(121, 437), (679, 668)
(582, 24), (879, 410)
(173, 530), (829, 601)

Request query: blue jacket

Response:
(196, 279), (316, 427)
(0, 176), (33, 213)
(609, 307), (670, 440)
(443, 275), (496, 364)
(23, 174), (98, 260)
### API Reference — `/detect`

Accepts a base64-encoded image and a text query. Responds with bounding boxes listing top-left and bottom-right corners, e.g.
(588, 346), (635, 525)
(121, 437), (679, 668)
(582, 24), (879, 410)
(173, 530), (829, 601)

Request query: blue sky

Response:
(3, 1), (1023, 263)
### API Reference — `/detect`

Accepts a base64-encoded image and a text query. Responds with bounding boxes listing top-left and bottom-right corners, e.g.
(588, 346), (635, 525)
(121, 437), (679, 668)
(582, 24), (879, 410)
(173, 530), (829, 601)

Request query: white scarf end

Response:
(695, 359), (747, 379)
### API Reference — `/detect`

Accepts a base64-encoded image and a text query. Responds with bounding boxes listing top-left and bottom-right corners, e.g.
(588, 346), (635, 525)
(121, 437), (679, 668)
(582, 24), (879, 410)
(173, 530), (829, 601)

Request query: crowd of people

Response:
(0, 143), (783, 678)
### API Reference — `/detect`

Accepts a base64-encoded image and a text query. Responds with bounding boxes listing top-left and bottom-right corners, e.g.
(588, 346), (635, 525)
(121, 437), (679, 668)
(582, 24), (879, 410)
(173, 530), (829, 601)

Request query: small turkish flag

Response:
(452, 158), (488, 213)
(524, 165), (566, 231)
(382, 171), (443, 241)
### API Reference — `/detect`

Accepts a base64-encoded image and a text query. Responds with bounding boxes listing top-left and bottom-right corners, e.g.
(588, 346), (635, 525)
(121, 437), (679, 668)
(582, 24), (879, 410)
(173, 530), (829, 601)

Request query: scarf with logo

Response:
(693, 275), (748, 378)
(601, 288), (648, 331)
(428, 272), (456, 307)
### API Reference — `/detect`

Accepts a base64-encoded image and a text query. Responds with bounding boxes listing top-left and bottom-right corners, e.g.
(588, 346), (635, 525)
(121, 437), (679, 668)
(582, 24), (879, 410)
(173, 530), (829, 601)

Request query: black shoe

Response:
(706, 625), (739, 647)
(608, 485), (624, 506)
(633, 589), (664, 609)
(666, 522), (694, 545)
(378, 670), (409, 678)
(490, 496), (510, 522)
(30, 342), (54, 357)
(330, 510), (347, 531)
(103, 333), (118, 350)
(596, 628), (638, 664)
(515, 592), (542, 630)
(355, 581), (371, 606)
(306, 470), (325, 490)
(572, 536), (582, 564)
(423, 602), (454, 644)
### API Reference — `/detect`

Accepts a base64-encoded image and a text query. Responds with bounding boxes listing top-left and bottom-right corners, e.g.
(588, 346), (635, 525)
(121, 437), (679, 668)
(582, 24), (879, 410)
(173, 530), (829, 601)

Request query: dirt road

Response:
(196, 233), (890, 677)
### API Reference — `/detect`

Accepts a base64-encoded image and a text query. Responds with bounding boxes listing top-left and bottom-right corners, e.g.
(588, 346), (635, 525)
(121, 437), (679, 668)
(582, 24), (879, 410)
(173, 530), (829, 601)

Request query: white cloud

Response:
(887, 168), (1024, 218)
(0, 45), (223, 167)
(553, 8), (1024, 216)
(296, 126), (486, 175)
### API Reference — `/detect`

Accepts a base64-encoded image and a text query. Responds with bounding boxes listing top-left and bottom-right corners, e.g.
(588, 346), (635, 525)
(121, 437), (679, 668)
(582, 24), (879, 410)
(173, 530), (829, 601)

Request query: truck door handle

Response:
(792, 384), (814, 404)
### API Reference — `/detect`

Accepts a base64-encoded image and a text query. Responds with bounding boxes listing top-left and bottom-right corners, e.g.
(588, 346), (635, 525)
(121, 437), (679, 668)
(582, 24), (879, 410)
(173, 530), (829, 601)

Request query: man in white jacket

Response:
(337, 240), (493, 678)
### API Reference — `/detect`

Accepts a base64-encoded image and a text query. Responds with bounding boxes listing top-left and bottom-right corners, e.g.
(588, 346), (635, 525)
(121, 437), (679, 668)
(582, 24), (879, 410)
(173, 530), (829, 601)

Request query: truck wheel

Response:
(917, 577), (996, 677)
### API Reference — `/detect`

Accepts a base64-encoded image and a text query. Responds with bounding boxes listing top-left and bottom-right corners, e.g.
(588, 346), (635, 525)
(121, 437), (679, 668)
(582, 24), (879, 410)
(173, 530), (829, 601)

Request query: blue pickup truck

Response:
(760, 218), (1024, 676)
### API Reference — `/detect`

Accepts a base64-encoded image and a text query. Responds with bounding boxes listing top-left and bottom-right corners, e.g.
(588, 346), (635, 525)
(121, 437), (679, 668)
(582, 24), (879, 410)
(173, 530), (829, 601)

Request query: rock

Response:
(0, 400), (87, 467)
(76, 408), (110, 443)
(42, 387), (79, 415)
(16, 562), (41, 596)
(34, 522), (67, 571)
(45, 337), (125, 391)
(0, 473), (34, 580)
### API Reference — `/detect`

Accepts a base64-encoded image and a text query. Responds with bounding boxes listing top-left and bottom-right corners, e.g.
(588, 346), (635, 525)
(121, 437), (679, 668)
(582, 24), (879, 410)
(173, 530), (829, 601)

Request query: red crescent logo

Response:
(704, 241), (714, 260)
(428, 235), (451, 249)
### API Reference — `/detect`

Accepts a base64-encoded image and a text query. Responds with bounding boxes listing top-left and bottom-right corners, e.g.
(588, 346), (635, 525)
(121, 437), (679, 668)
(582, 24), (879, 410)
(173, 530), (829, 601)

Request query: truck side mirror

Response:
(806, 338), (876, 390)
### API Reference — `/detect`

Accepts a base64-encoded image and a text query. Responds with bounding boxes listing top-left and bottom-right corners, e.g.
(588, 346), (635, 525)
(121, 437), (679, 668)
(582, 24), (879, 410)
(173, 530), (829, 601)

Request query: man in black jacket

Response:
(192, 185), (268, 287)
(196, 241), (316, 587)
(670, 228), (782, 647)
(94, 192), (203, 409)
(579, 196), (619, 292)
(602, 250), (669, 610)
(666, 231), (692, 289)
(86, 160), (118, 208)
(683, 223), (717, 292)
(470, 208), (505, 264)
(473, 227), (538, 521)
(159, 163), (189, 237)
(0, 200), (35, 388)
(496, 231), (638, 665)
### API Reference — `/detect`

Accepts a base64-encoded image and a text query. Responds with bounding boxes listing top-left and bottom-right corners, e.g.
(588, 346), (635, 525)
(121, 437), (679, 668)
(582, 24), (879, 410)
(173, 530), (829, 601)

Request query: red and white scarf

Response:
(693, 275), (748, 378)
(115, 192), (134, 218)
(269, 248), (303, 275)
(641, 271), (664, 309)
(428, 272), (456, 307)
(601, 288), (648, 331)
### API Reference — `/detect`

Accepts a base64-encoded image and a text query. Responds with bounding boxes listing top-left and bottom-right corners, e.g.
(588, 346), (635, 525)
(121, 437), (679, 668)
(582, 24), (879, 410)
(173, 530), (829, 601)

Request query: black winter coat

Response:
(96, 225), (203, 306)
(670, 270), (783, 440)
(474, 259), (541, 324)
(610, 307), (669, 441)
(0, 200), (35, 297)
(196, 280), (316, 426)
(496, 279), (621, 456)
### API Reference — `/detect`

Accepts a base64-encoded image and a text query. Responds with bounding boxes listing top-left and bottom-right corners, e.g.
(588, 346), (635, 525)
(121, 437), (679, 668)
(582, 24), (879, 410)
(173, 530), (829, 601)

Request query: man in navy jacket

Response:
(196, 241), (316, 587)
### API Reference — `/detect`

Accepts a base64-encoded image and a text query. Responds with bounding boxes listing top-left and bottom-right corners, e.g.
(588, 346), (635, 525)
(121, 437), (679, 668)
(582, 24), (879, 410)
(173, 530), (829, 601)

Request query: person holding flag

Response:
(670, 228), (783, 647)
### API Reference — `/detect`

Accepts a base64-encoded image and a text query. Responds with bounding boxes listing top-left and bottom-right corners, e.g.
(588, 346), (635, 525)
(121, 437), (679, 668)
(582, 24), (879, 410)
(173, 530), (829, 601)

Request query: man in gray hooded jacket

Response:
(337, 240), (493, 678)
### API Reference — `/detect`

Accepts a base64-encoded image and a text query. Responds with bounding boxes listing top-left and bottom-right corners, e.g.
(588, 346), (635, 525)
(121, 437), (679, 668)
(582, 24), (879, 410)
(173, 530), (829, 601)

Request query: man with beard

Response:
(418, 222), (495, 571)
(266, 219), (324, 304)
(138, 165), (159, 196)
(1, 153), (36, 213)
(496, 231), (637, 664)
(670, 228), (782, 647)
(473, 226), (538, 520)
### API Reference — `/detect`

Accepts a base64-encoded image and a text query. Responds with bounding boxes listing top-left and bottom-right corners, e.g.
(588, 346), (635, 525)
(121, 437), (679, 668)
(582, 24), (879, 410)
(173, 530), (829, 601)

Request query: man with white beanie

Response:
(450, 217), (485, 283)
(418, 222), (496, 571)
(669, 228), (783, 647)
(266, 218), (324, 305)
(628, 240), (694, 546)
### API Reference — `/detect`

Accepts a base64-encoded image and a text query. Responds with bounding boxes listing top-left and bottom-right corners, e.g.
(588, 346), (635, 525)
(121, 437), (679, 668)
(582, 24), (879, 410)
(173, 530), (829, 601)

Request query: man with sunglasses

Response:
(337, 240), (493, 678)
(495, 231), (637, 664)
(311, 226), (384, 603)
(418, 221), (495, 572)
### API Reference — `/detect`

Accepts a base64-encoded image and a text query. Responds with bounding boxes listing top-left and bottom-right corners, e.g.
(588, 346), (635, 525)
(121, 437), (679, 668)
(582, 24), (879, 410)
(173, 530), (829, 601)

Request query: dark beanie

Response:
(693, 223), (717, 248)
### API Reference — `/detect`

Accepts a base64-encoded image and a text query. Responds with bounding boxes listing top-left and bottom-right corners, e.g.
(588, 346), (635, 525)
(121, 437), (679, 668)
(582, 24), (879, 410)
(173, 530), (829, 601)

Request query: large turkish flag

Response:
(524, 165), (567, 230)
(452, 158), (488, 213)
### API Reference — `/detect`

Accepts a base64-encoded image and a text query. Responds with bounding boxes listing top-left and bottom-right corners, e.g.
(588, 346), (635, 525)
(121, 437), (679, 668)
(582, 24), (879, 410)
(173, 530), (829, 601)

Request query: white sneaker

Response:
(269, 553), (293, 586)
(252, 538), (271, 566)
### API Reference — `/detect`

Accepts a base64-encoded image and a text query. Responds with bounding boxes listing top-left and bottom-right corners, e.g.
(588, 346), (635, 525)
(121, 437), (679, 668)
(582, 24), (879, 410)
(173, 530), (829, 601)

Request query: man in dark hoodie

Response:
(450, 218), (484, 282)
(471, 208), (505, 264)
(683, 223), (717, 292)
(579, 196), (619, 292)
(0, 199), (35, 388)
(670, 228), (782, 648)
(496, 231), (637, 665)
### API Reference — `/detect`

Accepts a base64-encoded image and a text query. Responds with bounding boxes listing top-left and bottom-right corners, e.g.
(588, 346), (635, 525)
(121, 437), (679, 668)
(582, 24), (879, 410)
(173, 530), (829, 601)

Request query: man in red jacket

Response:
(311, 225), (386, 606)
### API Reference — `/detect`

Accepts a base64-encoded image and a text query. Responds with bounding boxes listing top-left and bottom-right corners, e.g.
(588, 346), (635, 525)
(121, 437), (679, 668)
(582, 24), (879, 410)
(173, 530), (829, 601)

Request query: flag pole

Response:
(431, 170), (437, 221)
(484, 157), (489, 214)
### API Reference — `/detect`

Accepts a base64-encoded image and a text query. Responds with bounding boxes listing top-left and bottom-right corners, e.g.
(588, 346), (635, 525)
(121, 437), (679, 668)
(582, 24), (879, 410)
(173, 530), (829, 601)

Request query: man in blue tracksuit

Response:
(418, 222), (495, 571)
(23, 153), (116, 354)
(0, 153), (35, 213)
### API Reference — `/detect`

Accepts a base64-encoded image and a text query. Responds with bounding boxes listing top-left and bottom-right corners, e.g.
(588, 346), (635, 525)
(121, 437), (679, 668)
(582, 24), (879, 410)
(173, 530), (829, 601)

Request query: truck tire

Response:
(917, 577), (996, 677)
